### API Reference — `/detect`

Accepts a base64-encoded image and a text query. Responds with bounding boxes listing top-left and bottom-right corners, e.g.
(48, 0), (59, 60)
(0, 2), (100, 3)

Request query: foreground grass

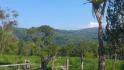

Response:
(0, 55), (124, 70)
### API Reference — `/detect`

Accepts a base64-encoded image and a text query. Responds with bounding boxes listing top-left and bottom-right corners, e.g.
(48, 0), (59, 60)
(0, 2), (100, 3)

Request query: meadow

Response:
(0, 55), (124, 70)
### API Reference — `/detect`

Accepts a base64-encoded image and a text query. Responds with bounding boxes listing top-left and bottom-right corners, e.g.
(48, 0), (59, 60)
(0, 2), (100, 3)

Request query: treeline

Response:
(0, 22), (124, 59)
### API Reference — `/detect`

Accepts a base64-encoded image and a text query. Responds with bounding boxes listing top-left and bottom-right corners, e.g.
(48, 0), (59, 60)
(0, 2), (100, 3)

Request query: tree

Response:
(38, 25), (55, 47)
(64, 43), (74, 70)
(0, 7), (18, 55)
(88, 0), (107, 70)
(47, 44), (60, 70)
(76, 41), (88, 70)
(106, 0), (124, 69)
(27, 25), (55, 70)
(23, 41), (36, 57)
(74, 41), (98, 70)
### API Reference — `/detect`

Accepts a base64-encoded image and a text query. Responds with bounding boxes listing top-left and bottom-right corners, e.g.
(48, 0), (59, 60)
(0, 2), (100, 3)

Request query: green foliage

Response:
(70, 41), (98, 58)
(0, 8), (18, 55)
(22, 41), (36, 56)
(15, 27), (98, 46)
(0, 55), (123, 70)
(48, 57), (124, 70)
(105, 0), (124, 59)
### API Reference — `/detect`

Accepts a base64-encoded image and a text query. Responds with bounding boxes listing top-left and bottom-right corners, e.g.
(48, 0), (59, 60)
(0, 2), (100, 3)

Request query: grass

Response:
(0, 55), (124, 70)
(48, 57), (124, 70)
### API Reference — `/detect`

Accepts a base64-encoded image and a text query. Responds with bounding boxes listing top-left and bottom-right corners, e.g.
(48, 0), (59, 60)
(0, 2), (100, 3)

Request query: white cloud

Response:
(85, 22), (107, 28)
(87, 22), (98, 28)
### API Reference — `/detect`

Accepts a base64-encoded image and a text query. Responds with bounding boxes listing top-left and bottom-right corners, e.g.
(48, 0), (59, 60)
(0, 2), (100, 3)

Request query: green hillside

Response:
(14, 27), (98, 46)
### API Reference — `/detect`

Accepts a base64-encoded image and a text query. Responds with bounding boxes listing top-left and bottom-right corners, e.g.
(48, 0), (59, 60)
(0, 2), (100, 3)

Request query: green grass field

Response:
(0, 55), (124, 70)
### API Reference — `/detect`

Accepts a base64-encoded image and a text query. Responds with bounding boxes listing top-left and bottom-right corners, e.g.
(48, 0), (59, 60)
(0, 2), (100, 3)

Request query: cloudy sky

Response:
(0, 0), (100, 30)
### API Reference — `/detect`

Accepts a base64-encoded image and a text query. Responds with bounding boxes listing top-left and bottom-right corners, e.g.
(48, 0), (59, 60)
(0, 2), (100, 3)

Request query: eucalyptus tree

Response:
(63, 43), (74, 70)
(74, 41), (98, 70)
(0, 7), (18, 55)
(75, 41), (89, 70)
(88, 0), (108, 70)
(106, 0), (124, 69)
(0, 8), (6, 55)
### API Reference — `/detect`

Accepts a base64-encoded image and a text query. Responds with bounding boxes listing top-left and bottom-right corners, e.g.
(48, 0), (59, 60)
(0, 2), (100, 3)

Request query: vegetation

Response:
(0, 0), (124, 70)
(0, 55), (124, 70)
(105, 0), (124, 70)
(88, 0), (107, 70)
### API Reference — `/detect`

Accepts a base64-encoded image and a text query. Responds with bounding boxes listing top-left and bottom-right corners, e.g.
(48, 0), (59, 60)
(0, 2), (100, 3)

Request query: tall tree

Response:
(106, 0), (124, 69)
(27, 25), (55, 70)
(88, 0), (107, 70)
(48, 44), (60, 70)
(0, 7), (18, 55)
(76, 41), (88, 70)
(64, 44), (74, 70)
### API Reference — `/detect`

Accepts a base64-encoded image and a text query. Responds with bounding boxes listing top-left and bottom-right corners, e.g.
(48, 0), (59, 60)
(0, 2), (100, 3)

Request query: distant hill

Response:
(14, 27), (98, 45)
(54, 27), (98, 45)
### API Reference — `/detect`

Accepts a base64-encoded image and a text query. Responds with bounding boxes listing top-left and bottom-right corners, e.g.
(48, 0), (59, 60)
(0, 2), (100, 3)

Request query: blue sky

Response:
(0, 0), (98, 30)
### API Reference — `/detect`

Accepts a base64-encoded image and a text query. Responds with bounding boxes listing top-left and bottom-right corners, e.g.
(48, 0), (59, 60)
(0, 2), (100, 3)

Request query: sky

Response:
(0, 0), (99, 30)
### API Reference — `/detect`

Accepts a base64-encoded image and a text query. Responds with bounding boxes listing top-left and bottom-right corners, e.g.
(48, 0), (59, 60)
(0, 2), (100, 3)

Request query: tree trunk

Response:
(66, 56), (69, 70)
(95, 12), (105, 70)
(112, 52), (117, 70)
(52, 56), (55, 70)
(98, 20), (106, 70)
(41, 57), (47, 70)
(41, 55), (52, 70)
(52, 52), (57, 70)
(80, 55), (83, 70)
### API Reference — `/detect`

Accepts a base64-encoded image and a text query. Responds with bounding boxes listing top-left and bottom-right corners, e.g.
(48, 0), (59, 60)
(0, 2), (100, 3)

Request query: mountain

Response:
(14, 27), (98, 45)
(54, 27), (98, 45)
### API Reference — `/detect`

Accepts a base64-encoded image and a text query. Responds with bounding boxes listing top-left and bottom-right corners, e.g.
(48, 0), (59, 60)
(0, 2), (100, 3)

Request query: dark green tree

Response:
(106, 0), (124, 69)
(27, 25), (55, 70)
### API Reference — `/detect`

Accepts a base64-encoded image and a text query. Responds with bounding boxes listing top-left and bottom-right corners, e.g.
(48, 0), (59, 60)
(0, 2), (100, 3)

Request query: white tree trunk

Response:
(52, 56), (55, 70)
(81, 61), (83, 70)
(66, 56), (69, 70)
(81, 55), (83, 70)
(52, 52), (57, 70)
(112, 53), (117, 70)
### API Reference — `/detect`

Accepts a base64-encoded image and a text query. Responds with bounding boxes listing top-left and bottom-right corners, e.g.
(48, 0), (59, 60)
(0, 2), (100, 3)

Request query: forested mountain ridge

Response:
(14, 27), (98, 45)
(54, 27), (98, 45)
